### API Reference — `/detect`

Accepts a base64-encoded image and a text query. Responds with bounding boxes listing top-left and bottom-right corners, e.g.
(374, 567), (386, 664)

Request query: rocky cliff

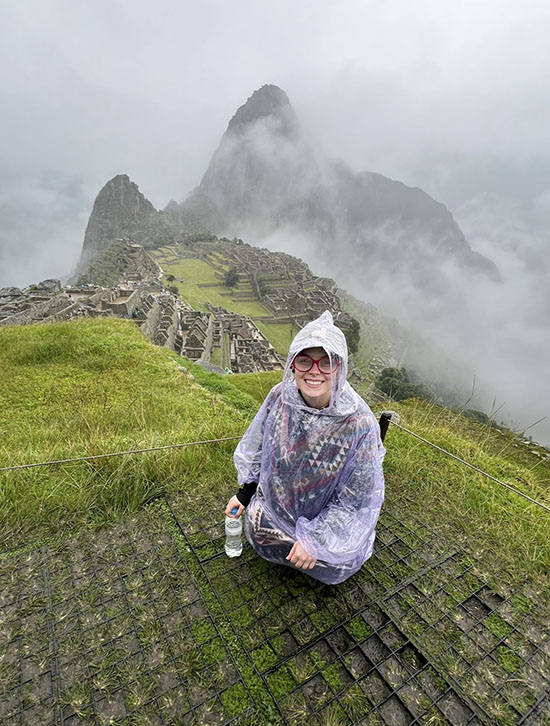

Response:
(174, 85), (334, 244)
(79, 174), (178, 268)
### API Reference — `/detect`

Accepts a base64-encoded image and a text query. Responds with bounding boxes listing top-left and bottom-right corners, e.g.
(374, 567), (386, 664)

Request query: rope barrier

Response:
(384, 417), (550, 514)
(1, 415), (548, 515)
(0, 436), (243, 472)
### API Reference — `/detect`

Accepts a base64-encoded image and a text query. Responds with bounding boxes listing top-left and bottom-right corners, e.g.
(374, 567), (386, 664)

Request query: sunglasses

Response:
(293, 353), (339, 374)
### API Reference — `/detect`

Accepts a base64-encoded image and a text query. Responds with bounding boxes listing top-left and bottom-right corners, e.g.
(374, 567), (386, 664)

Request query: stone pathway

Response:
(1, 496), (548, 725)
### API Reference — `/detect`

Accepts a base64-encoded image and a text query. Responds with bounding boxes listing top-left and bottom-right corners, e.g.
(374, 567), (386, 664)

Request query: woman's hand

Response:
(225, 495), (244, 518)
(287, 541), (317, 570)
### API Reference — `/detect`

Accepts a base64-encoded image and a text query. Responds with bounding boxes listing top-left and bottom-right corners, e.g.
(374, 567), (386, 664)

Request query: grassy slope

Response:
(379, 398), (550, 583)
(228, 371), (284, 403)
(154, 255), (270, 317)
(255, 321), (296, 356)
(2, 316), (548, 584)
(0, 319), (252, 550)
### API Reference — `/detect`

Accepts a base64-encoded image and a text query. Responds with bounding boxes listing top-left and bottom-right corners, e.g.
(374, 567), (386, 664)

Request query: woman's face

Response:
(293, 346), (335, 409)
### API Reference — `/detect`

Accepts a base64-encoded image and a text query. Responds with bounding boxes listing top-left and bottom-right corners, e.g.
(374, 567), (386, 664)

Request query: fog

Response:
(1, 0), (549, 441)
(261, 209), (550, 446)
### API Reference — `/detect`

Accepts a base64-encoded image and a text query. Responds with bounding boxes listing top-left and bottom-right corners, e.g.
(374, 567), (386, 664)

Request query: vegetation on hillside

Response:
(340, 316), (360, 355)
(152, 250), (295, 355)
(1, 319), (548, 588)
(228, 371), (284, 403)
(223, 266), (239, 288)
(0, 319), (249, 550)
(380, 398), (550, 584)
(152, 254), (270, 318)
(376, 367), (434, 402)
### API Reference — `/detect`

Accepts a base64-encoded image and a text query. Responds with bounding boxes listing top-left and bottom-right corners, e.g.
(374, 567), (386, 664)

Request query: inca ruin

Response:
(1, 236), (388, 376)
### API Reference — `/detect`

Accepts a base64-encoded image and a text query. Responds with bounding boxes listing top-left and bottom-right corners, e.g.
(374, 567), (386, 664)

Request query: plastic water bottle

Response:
(225, 507), (243, 557)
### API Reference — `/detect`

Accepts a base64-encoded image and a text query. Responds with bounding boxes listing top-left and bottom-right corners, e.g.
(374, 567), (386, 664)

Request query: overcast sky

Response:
(1, 0), (549, 441)
(2, 0), (550, 285)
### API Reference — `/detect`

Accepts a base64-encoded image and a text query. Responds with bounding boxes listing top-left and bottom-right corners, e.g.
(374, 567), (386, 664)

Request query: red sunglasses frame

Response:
(292, 353), (339, 374)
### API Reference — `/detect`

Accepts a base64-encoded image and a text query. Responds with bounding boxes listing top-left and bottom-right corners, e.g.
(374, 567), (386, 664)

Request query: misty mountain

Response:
(78, 86), (498, 296)
(79, 174), (178, 270)
(75, 85), (548, 444)
(170, 85), (499, 291)
(162, 85), (546, 445)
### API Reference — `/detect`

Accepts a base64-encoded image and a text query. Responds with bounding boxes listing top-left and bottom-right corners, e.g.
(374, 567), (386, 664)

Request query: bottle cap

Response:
(231, 507), (238, 515)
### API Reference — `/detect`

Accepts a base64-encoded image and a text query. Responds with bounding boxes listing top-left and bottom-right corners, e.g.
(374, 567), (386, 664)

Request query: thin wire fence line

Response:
(386, 418), (550, 514)
(0, 436), (243, 472)
(1, 419), (549, 515)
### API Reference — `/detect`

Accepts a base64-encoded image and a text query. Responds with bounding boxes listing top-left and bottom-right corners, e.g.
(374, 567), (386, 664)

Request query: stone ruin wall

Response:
(206, 305), (283, 373)
(203, 241), (341, 327)
(1, 238), (379, 376)
(146, 237), (357, 371)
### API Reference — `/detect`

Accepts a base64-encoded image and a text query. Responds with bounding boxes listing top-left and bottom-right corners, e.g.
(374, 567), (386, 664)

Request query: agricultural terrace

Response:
(151, 249), (298, 356)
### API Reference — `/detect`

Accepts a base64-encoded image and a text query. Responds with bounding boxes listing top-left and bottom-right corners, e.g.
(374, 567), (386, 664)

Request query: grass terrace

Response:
(256, 321), (297, 357)
(152, 254), (271, 318)
(152, 247), (296, 355)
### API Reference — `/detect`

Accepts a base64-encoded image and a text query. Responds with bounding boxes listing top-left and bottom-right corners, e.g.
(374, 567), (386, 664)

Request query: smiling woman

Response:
(224, 310), (386, 586)
(292, 347), (339, 409)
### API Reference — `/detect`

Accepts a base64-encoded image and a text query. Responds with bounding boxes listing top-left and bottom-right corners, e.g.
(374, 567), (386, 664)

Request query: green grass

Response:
(221, 682), (251, 719)
(496, 646), (523, 674)
(251, 644), (279, 671)
(228, 372), (283, 404)
(380, 398), (550, 582)
(322, 663), (343, 691)
(267, 666), (295, 698)
(151, 246), (293, 356)
(2, 315), (550, 726)
(0, 319), (249, 550)
(207, 251), (231, 271)
(210, 346), (222, 367)
(152, 254), (270, 317)
(485, 614), (512, 638)
(255, 321), (296, 356)
(2, 316), (549, 589)
(192, 618), (217, 644)
(345, 616), (373, 642)
(175, 358), (260, 417)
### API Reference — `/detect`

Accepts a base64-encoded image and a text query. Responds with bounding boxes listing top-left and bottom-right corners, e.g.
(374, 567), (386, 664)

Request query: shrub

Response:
(223, 266), (239, 288)
(343, 317), (360, 355)
(462, 409), (498, 427)
(376, 367), (433, 402)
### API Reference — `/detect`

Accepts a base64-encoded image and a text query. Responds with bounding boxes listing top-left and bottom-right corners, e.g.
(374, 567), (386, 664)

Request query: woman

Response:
(225, 310), (385, 585)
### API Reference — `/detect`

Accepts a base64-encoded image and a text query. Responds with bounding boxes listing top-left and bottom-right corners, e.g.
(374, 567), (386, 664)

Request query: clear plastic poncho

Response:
(234, 310), (385, 584)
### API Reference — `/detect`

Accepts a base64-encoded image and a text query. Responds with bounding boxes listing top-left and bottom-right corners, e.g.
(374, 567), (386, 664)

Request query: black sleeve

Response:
(236, 481), (258, 507)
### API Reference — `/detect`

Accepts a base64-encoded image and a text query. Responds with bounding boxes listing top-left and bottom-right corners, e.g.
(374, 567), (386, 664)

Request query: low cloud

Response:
(0, 172), (91, 288)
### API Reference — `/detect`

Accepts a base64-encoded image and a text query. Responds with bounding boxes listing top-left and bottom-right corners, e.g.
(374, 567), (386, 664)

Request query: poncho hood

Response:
(282, 310), (358, 416)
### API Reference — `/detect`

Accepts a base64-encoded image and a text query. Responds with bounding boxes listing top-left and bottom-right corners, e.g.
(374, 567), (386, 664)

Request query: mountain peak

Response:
(78, 174), (177, 269)
(178, 84), (499, 288)
(226, 84), (297, 135)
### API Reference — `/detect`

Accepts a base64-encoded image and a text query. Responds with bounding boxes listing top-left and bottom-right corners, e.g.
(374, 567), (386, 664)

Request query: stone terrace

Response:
(156, 237), (340, 328)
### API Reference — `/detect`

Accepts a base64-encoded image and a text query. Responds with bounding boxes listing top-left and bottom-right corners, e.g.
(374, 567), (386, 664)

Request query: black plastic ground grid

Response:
(0, 510), (259, 726)
(380, 551), (550, 724)
(184, 540), (471, 721)
(2, 495), (549, 726)
(172, 493), (550, 726)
